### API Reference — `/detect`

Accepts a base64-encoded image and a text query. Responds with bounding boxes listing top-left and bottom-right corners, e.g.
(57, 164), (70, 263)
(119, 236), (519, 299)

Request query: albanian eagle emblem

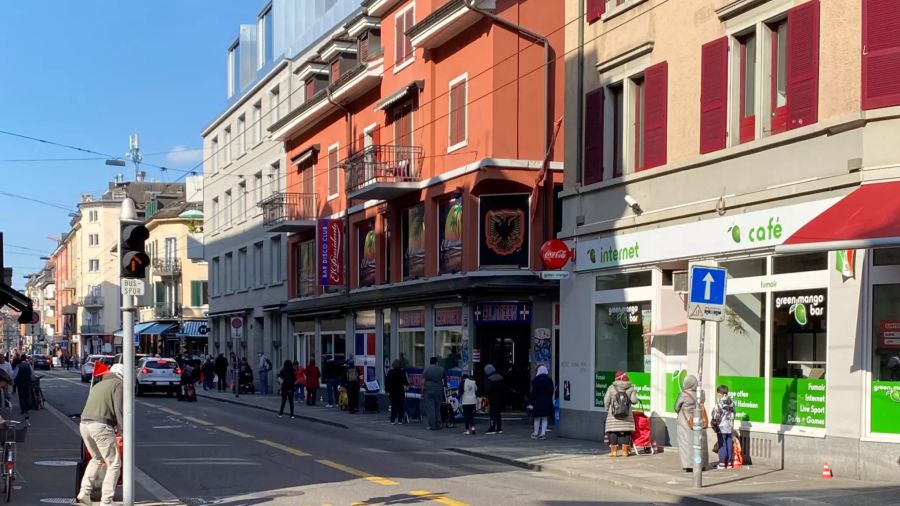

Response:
(485, 209), (525, 255)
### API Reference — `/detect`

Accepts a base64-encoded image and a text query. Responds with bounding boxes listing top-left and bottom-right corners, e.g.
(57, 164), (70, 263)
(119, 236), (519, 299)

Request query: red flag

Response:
(92, 359), (109, 377)
(530, 117), (564, 222)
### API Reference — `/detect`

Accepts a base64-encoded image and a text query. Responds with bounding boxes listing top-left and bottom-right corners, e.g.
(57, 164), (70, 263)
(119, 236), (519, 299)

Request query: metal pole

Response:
(120, 199), (137, 506)
(233, 337), (239, 398)
(693, 321), (706, 488)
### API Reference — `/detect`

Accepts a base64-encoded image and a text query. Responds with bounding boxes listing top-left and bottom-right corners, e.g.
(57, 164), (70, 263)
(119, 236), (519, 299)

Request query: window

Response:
(739, 33), (757, 143)
(399, 309), (425, 368)
(254, 172), (263, 205)
(210, 137), (219, 172)
(190, 280), (209, 306)
(271, 236), (282, 284)
(593, 301), (652, 408)
(224, 253), (233, 292)
(305, 79), (315, 102)
(88, 234), (99, 247)
(328, 144), (339, 200)
(224, 190), (232, 227)
(228, 41), (240, 97)
(89, 259), (99, 272)
(258, 5), (273, 68)
(269, 86), (280, 125)
(448, 74), (467, 150)
(610, 85), (624, 177)
(223, 127), (232, 164)
(211, 197), (219, 231)
(298, 240), (316, 297)
(88, 210), (98, 222)
(252, 102), (262, 145)
(237, 115), (246, 155)
(394, 4), (415, 69)
(254, 242), (264, 287)
(770, 19), (789, 134)
(862, 0), (900, 110)
(331, 60), (341, 82)
(238, 247), (247, 290)
(163, 237), (177, 262)
(211, 257), (220, 295)
(871, 283), (900, 434)
(633, 77), (645, 170)
(391, 98), (414, 146)
(238, 180), (247, 221)
(270, 161), (281, 194)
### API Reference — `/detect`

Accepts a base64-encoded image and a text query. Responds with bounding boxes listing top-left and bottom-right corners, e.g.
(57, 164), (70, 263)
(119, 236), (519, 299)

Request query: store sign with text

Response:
(434, 306), (462, 327)
(575, 198), (838, 271)
(318, 219), (344, 286)
(872, 381), (900, 434)
(594, 371), (650, 409)
(473, 302), (531, 324)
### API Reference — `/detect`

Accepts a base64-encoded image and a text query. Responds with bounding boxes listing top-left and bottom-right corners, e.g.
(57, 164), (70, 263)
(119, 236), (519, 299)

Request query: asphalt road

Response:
(39, 368), (680, 506)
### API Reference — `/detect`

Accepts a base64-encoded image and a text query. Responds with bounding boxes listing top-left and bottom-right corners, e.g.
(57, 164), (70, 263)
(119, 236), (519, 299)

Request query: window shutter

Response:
(586, 0), (606, 23)
(641, 61), (668, 170)
(154, 282), (165, 304)
(395, 14), (404, 63)
(457, 83), (467, 144)
(190, 281), (200, 307)
(787, 0), (820, 129)
(699, 38), (729, 154)
(862, 0), (900, 109)
(583, 88), (604, 185)
(360, 36), (369, 63)
(331, 60), (341, 81)
(404, 9), (415, 61)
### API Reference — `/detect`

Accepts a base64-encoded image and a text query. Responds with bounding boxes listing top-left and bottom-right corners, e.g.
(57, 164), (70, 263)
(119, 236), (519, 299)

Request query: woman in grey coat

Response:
(603, 371), (639, 457)
(674, 374), (708, 471)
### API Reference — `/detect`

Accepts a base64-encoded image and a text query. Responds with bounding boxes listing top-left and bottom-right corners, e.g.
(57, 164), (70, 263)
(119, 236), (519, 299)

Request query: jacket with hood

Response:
(484, 365), (505, 406)
(712, 395), (736, 434)
(603, 380), (639, 433)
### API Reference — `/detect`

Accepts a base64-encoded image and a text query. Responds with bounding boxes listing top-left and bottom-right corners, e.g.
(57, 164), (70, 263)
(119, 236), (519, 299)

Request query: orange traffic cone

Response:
(822, 463), (833, 479)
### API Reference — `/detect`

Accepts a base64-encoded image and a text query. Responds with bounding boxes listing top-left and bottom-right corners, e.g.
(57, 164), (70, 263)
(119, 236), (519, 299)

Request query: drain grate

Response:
(35, 460), (78, 467)
(40, 499), (74, 504)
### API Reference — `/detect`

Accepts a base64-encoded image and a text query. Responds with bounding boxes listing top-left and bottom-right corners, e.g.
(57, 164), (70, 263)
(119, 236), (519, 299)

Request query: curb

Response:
(196, 393), (349, 430)
(447, 448), (751, 506)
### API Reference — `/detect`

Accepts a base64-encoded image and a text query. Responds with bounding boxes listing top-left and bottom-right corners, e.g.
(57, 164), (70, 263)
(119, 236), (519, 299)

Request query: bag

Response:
(347, 367), (359, 383)
(610, 390), (632, 417)
(264, 358), (272, 371)
(682, 404), (710, 430)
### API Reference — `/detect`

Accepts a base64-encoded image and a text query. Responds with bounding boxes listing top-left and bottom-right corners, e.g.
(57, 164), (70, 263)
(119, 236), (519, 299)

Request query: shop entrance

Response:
(476, 324), (530, 409)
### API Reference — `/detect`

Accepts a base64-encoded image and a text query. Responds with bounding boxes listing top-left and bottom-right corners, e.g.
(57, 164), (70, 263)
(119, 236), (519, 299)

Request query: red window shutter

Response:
(787, 0), (820, 129)
(583, 88), (604, 185)
(699, 37), (729, 154)
(641, 61), (668, 170)
(862, 0), (900, 110)
(360, 36), (369, 63)
(404, 9), (415, 62)
(586, 0), (606, 23)
(395, 14), (404, 63)
(331, 60), (341, 81)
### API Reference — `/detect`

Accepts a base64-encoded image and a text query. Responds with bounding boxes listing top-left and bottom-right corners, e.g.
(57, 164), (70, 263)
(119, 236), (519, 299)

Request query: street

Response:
(37, 369), (681, 506)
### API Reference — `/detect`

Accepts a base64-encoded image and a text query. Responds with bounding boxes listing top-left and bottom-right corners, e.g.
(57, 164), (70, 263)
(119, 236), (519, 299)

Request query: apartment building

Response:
(560, 0), (900, 479)
(22, 265), (55, 356)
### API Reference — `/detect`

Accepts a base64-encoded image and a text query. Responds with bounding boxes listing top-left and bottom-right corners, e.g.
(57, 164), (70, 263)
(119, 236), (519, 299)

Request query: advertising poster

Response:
(317, 219), (344, 286)
(439, 199), (463, 274)
(769, 378), (826, 428)
(871, 381), (900, 434)
(403, 204), (425, 279)
(479, 194), (529, 268)
(716, 376), (765, 422)
(594, 371), (650, 409)
(666, 370), (687, 413)
(358, 220), (376, 287)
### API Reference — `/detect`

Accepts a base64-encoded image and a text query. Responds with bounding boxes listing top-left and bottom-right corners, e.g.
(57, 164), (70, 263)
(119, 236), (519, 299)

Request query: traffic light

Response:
(120, 220), (150, 279)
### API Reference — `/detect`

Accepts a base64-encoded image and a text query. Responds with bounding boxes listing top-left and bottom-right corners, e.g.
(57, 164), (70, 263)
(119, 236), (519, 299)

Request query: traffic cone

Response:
(822, 463), (833, 479)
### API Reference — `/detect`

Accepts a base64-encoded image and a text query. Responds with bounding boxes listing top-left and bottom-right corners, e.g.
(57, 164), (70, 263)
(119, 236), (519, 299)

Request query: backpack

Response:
(264, 358), (272, 371)
(347, 367), (359, 383)
(610, 389), (632, 417)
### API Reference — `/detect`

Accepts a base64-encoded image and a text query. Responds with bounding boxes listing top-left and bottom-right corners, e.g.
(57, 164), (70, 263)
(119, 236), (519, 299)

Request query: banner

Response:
(403, 204), (426, 279)
(358, 220), (376, 287)
(872, 381), (900, 434)
(439, 199), (463, 274)
(770, 378), (826, 428)
(594, 371), (650, 409)
(479, 194), (529, 268)
(318, 219), (344, 286)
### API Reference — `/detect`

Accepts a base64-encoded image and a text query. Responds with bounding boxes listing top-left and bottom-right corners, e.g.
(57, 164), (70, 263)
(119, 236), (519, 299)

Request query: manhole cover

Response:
(40, 499), (74, 504)
(35, 460), (78, 467)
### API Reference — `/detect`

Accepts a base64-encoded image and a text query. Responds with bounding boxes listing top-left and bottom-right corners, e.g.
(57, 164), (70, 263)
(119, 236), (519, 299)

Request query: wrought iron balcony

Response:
(258, 192), (317, 232)
(80, 324), (104, 335)
(343, 145), (424, 201)
(81, 295), (104, 308)
(153, 303), (181, 319)
(152, 258), (181, 276)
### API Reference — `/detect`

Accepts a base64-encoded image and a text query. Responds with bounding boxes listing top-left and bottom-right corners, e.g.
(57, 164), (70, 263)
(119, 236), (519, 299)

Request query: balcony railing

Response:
(153, 303), (181, 319)
(259, 192), (317, 232)
(152, 258), (181, 276)
(80, 324), (104, 335)
(343, 145), (424, 200)
(81, 296), (103, 308)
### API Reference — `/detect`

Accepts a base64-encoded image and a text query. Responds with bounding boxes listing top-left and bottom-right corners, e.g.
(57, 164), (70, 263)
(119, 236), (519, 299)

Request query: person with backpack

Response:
(277, 360), (296, 418)
(484, 364), (505, 434)
(344, 358), (361, 414)
(711, 384), (736, 469)
(529, 366), (554, 440)
(258, 352), (273, 395)
(603, 371), (639, 457)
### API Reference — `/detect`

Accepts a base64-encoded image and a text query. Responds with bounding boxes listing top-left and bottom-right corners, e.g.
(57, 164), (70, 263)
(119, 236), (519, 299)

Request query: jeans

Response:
(463, 404), (475, 432)
(326, 379), (339, 406)
(424, 390), (444, 429)
(259, 371), (269, 395)
(533, 416), (548, 437)
(79, 422), (121, 504)
(294, 384), (305, 401)
(203, 374), (214, 391)
(717, 433), (734, 465)
(390, 394), (406, 423)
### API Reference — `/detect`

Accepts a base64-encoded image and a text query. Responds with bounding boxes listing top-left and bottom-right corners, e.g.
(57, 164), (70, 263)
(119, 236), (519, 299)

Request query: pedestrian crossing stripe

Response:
(315, 459), (398, 485)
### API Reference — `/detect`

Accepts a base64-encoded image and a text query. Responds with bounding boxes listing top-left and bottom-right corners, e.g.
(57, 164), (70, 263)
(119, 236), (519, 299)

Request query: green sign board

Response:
(769, 378), (826, 428)
(716, 376), (765, 423)
(667, 371), (687, 413)
(594, 371), (650, 409)
(871, 381), (900, 434)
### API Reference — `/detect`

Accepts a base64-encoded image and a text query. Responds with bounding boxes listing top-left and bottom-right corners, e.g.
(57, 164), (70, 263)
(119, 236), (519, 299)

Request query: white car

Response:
(81, 355), (114, 383)
(135, 357), (181, 396)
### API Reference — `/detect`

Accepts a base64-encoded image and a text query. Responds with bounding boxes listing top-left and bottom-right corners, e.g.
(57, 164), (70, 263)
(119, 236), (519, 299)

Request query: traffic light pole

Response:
(120, 199), (138, 506)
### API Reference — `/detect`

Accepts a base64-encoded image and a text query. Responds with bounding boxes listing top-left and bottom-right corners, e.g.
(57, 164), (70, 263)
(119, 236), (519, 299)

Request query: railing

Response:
(343, 145), (424, 194)
(152, 258), (181, 276)
(153, 303), (181, 319)
(80, 324), (103, 334)
(259, 193), (317, 227)
(81, 296), (103, 307)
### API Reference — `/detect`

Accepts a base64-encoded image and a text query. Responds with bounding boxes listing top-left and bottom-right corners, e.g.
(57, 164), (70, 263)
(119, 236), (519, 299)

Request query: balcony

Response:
(153, 303), (181, 320)
(152, 258), (182, 277)
(259, 192), (317, 232)
(62, 304), (77, 315)
(81, 296), (104, 308)
(80, 324), (104, 335)
(408, 0), (496, 50)
(343, 145), (424, 201)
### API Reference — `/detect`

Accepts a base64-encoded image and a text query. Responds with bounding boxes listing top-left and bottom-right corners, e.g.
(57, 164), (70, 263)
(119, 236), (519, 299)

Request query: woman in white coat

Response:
(461, 373), (478, 435)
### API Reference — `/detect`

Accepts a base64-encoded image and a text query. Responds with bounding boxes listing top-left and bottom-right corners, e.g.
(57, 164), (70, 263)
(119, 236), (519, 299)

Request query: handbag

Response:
(682, 403), (710, 430)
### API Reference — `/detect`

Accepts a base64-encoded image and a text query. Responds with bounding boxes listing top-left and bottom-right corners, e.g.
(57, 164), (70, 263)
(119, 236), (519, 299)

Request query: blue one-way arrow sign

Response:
(688, 266), (727, 321)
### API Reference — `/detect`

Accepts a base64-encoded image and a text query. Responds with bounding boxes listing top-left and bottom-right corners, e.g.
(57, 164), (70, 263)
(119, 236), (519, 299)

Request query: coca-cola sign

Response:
(318, 219), (344, 286)
(540, 239), (572, 270)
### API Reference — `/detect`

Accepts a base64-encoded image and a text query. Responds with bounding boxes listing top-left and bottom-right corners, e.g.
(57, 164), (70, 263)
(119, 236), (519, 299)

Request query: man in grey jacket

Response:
(77, 363), (124, 505)
(422, 357), (446, 430)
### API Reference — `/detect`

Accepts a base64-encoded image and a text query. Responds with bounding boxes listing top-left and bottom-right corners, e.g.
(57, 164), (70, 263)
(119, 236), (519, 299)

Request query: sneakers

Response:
(75, 494), (91, 506)
(278, 414), (283, 418)
(530, 433), (539, 440)
(717, 463), (727, 470)
(485, 430), (497, 435)
(539, 435), (546, 440)
(290, 415), (295, 419)
(463, 430), (471, 435)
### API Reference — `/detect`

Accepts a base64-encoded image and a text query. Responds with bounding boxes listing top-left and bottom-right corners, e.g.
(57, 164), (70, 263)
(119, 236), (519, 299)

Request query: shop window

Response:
(399, 331), (424, 369)
(593, 302), (652, 409)
(594, 270), (652, 291)
(870, 284), (900, 434)
(434, 306), (463, 370)
(320, 332), (346, 365)
(382, 308), (391, 377)
(354, 311), (377, 382)
(717, 293), (767, 423)
(772, 252), (827, 274)
(873, 247), (900, 266)
(720, 258), (766, 278)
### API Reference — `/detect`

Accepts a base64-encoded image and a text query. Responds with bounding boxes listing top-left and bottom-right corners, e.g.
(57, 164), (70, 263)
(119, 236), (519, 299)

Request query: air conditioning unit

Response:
(673, 270), (689, 293)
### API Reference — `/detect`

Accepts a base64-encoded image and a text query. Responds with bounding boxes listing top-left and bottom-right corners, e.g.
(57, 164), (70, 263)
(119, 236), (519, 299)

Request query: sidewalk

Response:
(197, 388), (900, 506)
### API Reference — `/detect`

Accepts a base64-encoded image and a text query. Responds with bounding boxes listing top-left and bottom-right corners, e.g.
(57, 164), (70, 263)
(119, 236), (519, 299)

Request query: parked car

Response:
(135, 357), (181, 396)
(33, 355), (53, 370)
(81, 355), (113, 383)
(113, 353), (150, 365)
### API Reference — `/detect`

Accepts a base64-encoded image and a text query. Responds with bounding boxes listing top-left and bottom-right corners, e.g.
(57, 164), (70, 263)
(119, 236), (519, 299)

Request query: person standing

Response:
(422, 357), (446, 430)
(484, 364), (505, 435)
(277, 360), (296, 418)
(257, 352), (272, 395)
(13, 355), (32, 417)
(344, 359), (361, 414)
(460, 373), (477, 435)
(604, 371), (638, 456)
(324, 356), (340, 408)
(76, 363), (124, 506)
(385, 360), (409, 424)
(711, 385), (736, 469)
(214, 353), (228, 392)
(530, 366), (555, 440)
(201, 357), (215, 391)
(0, 355), (12, 407)
(305, 356), (321, 406)
(293, 361), (306, 402)
(675, 374), (708, 471)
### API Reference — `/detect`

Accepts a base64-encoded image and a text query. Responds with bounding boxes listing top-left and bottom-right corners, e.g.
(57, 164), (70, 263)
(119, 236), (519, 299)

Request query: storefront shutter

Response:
(587, 0), (606, 23)
(190, 280), (201, 307)
(699, 37), (729, 154)
(862, 0), (900, 109)
(641, 61), (668, 170)
(786, 0), (820, 129)
(583, 87), (604, 185)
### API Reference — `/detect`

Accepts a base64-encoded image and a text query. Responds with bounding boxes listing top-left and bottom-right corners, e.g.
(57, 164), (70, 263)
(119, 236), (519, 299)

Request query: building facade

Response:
(561, 0), (900, 479)
(22, 265), (55, 356)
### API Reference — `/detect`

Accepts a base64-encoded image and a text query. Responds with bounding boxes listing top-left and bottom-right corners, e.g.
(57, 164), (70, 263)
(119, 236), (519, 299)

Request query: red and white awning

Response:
(642, 323), (688, 337)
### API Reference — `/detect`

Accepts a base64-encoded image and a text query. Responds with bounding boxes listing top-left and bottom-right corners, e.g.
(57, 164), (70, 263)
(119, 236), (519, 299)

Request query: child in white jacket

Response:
(461, 373), (478, 435)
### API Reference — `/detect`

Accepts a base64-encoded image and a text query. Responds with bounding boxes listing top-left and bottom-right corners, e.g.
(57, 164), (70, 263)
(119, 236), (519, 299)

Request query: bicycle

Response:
(1, 420), (28, 503)
(30, 376), (43, 411)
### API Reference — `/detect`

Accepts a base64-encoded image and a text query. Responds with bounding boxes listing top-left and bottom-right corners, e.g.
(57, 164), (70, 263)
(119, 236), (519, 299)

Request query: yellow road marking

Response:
(409, 490), (469, 506)
(256, 439), (310, 457)
(314, 459), (398, 485)
(214, 426), (253, 438)
(183, 416), (213, 426)
(158, 407), (182, 416)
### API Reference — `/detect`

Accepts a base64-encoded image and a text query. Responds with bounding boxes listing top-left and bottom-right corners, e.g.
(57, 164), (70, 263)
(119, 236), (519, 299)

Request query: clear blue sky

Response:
(0, 1), (261, 289)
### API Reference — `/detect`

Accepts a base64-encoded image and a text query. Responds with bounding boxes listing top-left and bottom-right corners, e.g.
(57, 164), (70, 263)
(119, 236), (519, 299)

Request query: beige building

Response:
(560, 0), (900, 479)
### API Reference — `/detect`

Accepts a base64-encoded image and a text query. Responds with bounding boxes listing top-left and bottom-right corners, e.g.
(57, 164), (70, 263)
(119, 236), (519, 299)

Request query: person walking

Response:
(201, 356), (215, 391)
(460, 373), (477, 434)
(13, 355), (32, 417)
(257, 352), (272, 395)
(423, 357), (446, 430)
(603, 371), (639, 456)
(305, 356), (321, 406)
(484, 364), (505, 434)
(277, 360), (296, 418)
(711, 385), (736, 469)
(530, 366), (555, 440)
(324, 356), (341, 407)
(385, 360), (409, 424)
(0, 355), (12, 407)
(293, 361), (306, 402)
(675, 374), (708, 471)
(214, 353), (228, 392)
(344, 359), (361, 414)
(76, 363), (124, 506)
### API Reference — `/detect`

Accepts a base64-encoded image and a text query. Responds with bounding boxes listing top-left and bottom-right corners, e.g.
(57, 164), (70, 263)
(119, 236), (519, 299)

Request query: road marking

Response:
(158, 407), (182, 416)
(315, 459), (398, 486)
(409, 490), (469, 506)
(214, 426), (254, 438)
(256, 439), (310, 457)
(183, 416), (213, 426)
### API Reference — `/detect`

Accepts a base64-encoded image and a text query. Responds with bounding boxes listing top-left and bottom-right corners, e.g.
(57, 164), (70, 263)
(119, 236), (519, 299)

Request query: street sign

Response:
(540, 270), (570, 280)
(687, 266), (727, 322)
(121, 278), (145, 296)
(230, 317), (243, 338)
(30, 312), (40, 325)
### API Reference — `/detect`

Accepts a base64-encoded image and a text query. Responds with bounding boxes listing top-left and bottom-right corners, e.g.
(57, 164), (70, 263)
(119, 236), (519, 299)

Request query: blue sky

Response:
(0, 1), (262, 289)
